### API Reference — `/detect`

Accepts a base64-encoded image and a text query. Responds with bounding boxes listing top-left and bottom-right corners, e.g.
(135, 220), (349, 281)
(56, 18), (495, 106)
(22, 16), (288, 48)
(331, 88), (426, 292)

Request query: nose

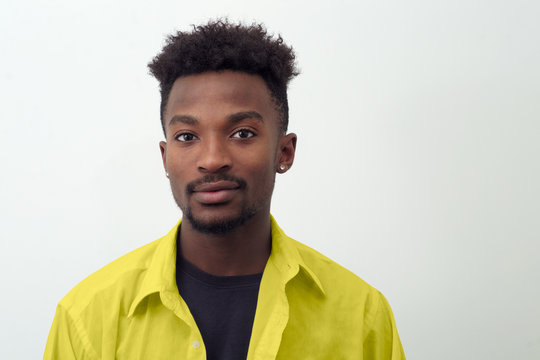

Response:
(197, 136), (232, 173)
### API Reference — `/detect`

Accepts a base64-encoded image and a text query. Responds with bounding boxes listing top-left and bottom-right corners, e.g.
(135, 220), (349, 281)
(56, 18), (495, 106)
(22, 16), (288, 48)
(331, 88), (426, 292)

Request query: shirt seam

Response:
(61, 304), (100, 360)
(362, 290), (382, 342)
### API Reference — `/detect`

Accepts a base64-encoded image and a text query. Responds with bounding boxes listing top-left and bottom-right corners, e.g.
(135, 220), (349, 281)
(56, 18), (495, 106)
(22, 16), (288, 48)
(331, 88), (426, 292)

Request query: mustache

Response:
(186, 174), (247, 194)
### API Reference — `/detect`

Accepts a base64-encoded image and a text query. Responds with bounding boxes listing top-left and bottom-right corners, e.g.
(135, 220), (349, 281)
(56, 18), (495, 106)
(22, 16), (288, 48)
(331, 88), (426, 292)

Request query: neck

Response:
(178, 212), (272, 276)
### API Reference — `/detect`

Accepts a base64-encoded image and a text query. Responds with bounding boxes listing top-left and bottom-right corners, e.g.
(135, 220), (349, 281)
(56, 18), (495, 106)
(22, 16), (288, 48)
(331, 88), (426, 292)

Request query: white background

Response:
(1, 0), (539, 359)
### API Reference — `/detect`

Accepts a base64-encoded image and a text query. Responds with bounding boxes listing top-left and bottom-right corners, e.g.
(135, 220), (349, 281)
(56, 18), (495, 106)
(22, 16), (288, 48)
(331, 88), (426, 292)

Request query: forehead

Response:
(165, 71), (277, 124)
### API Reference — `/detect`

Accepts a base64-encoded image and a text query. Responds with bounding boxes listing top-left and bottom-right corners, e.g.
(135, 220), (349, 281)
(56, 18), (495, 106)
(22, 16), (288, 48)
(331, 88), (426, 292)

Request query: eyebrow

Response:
(228, 111), (264, 124)
(168, 111), (264, 127)
(168, 114), (198, 127)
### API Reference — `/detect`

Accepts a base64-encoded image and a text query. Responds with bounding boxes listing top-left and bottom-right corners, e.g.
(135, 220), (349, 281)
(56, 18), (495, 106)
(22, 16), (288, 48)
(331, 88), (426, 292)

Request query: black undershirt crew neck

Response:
(176, 247), (262, 360)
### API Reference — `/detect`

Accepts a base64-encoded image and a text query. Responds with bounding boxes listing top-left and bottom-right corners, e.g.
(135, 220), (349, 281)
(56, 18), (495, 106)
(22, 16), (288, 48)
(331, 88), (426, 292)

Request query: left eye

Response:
(232, 129), (255, 139)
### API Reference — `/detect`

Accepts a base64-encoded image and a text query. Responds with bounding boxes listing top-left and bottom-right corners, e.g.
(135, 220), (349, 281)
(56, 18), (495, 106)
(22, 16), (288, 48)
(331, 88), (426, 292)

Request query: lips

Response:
(192, 181), (241, 204)
(193, 181), (240, 192)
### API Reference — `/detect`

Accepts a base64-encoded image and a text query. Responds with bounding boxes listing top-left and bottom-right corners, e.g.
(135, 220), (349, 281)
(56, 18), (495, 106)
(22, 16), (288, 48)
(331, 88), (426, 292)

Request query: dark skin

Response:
(159, 71), (297, 276)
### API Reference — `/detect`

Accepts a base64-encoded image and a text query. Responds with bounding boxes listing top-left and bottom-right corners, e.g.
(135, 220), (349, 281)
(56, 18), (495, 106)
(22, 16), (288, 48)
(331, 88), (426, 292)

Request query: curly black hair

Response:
(148, 19), (299, 135)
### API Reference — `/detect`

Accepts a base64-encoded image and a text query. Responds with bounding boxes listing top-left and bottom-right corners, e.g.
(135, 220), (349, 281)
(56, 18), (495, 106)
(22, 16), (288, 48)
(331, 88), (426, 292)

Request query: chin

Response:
(183, 206), (257, 235)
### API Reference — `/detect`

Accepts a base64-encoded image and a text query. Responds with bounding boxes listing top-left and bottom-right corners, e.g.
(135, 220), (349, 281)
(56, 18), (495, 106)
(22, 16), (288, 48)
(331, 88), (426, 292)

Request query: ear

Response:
(276, 133), (297, 173)
(159, 141), (168, 172)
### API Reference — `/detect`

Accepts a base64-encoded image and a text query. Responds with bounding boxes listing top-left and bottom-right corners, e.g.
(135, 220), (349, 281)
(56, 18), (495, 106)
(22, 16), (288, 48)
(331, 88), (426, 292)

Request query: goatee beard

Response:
(183, 206), (257, 235)
(181, 173), (255, 235)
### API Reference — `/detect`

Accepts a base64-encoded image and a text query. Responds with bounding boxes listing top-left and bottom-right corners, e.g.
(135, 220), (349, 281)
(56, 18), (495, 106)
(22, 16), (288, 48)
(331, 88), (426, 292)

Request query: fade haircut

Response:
(148, 19), (299, 135)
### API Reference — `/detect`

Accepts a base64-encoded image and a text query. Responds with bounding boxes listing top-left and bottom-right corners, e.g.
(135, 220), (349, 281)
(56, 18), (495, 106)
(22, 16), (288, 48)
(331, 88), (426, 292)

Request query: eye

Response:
(175, 133), (197, 142)
(232, 129), (256, 139)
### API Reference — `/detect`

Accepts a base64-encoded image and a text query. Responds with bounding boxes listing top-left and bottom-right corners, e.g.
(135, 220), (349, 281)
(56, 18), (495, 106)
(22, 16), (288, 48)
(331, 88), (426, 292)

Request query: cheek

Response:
(166, 150), (191, 196)
(169, 173), (187, 205)
(167, 148), (191, 176)
(243, 147), (277, 173)
(245, 155), (277, 188)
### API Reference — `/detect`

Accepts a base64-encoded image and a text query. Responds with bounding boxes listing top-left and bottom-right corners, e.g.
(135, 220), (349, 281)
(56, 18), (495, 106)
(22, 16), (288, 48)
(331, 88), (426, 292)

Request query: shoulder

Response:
(58, 237), (162, 315)
(290, 238), (404, 338)
(291, 238), (382, 306)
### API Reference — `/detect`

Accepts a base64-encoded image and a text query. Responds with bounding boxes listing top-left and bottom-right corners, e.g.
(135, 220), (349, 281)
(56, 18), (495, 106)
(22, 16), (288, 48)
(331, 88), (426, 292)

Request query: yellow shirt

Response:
(45, 217), (405, 359)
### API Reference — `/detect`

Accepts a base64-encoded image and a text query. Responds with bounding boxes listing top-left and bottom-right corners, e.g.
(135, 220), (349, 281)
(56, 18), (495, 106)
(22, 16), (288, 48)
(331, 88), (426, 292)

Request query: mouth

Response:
(192, 181), (241, 204)
(193, 181), (240, 192)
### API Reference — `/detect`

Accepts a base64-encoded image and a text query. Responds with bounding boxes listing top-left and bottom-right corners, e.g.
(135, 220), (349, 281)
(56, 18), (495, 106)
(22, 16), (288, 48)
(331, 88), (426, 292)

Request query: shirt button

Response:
(192, 340), (200, 349)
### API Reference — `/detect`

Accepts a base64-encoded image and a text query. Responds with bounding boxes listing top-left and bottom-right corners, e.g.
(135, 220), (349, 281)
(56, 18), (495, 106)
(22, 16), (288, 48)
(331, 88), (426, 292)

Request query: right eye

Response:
(176, 133), (197, 142)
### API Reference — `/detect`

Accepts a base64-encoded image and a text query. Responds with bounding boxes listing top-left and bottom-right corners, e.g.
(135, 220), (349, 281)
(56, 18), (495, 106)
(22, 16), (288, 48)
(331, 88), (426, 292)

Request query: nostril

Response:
(198, 164), (231, 173)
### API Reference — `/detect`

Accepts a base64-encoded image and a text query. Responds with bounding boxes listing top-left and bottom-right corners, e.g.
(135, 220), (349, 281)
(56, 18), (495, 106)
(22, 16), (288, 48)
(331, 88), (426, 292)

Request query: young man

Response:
(45, 20), (405, 359)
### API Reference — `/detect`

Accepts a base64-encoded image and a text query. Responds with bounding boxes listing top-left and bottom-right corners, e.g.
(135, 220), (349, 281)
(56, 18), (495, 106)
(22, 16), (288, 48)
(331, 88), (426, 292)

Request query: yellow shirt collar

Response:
(128, 215), (325, 317)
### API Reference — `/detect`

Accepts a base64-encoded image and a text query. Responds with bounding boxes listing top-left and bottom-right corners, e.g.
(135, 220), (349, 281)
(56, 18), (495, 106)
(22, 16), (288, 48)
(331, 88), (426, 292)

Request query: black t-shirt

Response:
(176, 254), (262, 360)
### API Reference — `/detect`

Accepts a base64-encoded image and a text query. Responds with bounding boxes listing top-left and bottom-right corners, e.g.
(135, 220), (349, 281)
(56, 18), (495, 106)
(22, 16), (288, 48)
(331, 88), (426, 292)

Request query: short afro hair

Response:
(148, 19), (299, 135)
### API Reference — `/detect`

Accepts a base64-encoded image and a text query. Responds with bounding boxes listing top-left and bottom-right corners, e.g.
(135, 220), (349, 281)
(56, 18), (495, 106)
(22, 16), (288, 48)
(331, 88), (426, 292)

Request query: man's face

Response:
(160, 71), (296, 234)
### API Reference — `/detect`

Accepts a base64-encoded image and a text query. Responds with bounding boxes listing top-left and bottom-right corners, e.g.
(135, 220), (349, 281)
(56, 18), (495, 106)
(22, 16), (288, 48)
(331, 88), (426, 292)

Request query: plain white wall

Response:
(1, 0), (539, 358)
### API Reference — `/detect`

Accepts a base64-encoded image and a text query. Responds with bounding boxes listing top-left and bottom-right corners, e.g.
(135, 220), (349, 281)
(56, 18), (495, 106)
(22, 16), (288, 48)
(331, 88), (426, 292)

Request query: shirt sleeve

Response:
(44, 304), (98, 360)
(363, 292), (406, 360)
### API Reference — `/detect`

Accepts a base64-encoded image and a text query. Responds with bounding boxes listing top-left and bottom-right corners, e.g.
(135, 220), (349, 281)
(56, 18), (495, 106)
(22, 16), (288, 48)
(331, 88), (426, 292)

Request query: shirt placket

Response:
(160, 289), (207, 360)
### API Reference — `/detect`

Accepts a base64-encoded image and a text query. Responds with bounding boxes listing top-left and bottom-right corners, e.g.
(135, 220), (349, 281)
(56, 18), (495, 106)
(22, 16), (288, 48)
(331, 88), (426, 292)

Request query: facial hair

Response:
(176, 173), (258, 235)
(184, 203), (257, 235)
